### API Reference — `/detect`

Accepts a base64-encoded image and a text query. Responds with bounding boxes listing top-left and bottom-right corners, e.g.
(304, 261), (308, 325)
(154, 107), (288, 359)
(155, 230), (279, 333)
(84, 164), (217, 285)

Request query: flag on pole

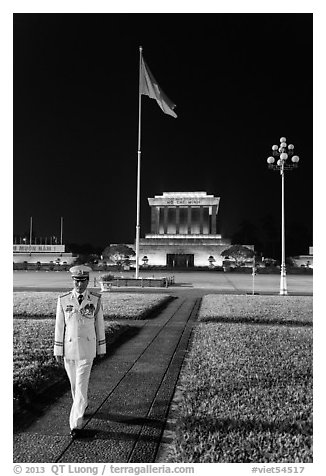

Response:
(140, 57), (177, 118)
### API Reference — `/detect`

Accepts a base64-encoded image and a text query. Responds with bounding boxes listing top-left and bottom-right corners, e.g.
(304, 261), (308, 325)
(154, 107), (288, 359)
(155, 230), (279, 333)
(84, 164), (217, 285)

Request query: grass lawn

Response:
(13, 291), (171, 319)
(164, 295), (313, 463)
(198, 295), (312, 325)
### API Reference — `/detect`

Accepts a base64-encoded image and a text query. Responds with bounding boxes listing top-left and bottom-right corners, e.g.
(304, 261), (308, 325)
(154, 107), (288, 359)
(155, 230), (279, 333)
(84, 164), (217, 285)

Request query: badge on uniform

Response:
(65, 305), (74, 312)
(81, 303), (95, 318)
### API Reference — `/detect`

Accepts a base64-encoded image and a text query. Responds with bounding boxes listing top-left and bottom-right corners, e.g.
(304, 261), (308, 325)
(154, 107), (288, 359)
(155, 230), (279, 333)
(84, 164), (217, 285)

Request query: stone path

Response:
(13, 296), (200, 463)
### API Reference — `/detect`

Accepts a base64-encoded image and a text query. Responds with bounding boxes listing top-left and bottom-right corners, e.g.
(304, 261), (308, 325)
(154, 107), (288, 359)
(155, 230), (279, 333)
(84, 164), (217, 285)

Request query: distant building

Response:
(137, 191), (235, 268)
(289, 246), (313, 269)
(13, 244), (75, 265)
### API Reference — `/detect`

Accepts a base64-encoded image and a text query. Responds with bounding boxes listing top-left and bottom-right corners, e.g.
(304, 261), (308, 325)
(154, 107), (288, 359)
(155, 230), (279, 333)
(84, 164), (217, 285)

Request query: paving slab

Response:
(13, 296), (200, 463)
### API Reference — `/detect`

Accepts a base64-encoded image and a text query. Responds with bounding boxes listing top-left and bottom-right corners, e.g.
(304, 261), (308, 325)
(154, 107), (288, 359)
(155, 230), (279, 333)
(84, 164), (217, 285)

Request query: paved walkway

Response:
(13, 270), (313, 296)
(14, 297), (200, 463)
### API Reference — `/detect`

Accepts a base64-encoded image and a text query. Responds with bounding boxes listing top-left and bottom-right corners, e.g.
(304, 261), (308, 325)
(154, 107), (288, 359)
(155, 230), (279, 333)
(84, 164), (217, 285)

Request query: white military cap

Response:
(69, 265), (92, 280)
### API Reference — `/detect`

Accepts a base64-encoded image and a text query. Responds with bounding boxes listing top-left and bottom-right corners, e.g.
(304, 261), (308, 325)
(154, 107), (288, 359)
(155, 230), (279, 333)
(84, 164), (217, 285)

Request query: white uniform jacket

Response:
(54, 289), (106, 360)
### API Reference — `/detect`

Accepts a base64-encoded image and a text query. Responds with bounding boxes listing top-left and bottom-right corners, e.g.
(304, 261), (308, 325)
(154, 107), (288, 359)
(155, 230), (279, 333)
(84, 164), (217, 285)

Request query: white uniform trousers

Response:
(64, 358), (93, 430)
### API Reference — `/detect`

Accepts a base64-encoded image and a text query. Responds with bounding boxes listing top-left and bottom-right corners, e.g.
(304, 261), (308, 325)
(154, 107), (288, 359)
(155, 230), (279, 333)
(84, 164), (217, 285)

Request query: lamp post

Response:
(267, 137), (300, 295)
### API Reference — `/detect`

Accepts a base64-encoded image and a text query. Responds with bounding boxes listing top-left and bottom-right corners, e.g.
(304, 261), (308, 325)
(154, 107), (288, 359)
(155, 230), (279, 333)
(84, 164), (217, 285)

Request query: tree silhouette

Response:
(102, 244), (135, 270)
(221, 244), (255, 268)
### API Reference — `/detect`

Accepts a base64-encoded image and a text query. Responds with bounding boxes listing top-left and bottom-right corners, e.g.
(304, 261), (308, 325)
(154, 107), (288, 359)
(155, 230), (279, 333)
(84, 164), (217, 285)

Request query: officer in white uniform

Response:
(54, 265), (106, 438)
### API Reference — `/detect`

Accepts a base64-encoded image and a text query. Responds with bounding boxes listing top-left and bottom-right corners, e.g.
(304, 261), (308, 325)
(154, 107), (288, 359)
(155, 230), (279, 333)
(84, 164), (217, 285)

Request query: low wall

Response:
(99, 276), (174, 290)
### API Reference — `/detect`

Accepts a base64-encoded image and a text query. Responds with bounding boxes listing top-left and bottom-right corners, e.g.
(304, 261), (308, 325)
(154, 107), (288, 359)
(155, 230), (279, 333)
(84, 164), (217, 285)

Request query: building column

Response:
(176, 206), (180, 235)
(187, 206), (192, 235)
(211, 205), (217, 234)
(164, 206), (168, 234)
(156, 207), (160, 234)
(199, 206), (204, 234)
(151, 206), (159, 234)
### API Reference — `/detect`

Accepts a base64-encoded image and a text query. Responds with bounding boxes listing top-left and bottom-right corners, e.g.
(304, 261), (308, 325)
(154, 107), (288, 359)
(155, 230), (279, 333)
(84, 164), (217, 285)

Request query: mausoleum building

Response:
(138, 192), (232, 268)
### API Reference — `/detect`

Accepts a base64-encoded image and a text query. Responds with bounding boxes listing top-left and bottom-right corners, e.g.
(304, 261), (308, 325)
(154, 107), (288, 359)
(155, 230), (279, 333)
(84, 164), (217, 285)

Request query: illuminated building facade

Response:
(139, 192), (232, 268)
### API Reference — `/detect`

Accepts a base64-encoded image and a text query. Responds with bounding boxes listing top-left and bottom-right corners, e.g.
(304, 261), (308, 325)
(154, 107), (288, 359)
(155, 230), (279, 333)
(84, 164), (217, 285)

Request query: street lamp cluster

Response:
(267, 137), (299, 169)
(267, 137), (300, 295)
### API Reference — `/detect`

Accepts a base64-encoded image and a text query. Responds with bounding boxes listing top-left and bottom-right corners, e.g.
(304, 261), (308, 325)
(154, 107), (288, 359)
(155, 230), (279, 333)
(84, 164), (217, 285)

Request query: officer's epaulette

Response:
(90, 291), (101, 298)
(59, 291), (71, 298)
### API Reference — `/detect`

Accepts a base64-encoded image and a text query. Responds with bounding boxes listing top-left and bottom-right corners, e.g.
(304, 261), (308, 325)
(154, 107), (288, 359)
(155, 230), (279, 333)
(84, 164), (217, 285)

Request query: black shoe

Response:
(70, 428), (96, 439)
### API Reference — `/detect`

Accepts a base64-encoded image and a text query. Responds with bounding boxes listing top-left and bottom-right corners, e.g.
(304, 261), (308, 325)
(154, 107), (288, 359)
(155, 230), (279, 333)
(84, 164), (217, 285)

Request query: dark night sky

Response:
(13, 13), (313, 256)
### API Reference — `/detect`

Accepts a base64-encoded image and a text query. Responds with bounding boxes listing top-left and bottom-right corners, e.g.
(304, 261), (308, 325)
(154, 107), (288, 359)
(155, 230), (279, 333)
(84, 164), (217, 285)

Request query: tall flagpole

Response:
(29, 216), (33, 254)
(60, 216), (63, 245)
(135, 46), (143, 279)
